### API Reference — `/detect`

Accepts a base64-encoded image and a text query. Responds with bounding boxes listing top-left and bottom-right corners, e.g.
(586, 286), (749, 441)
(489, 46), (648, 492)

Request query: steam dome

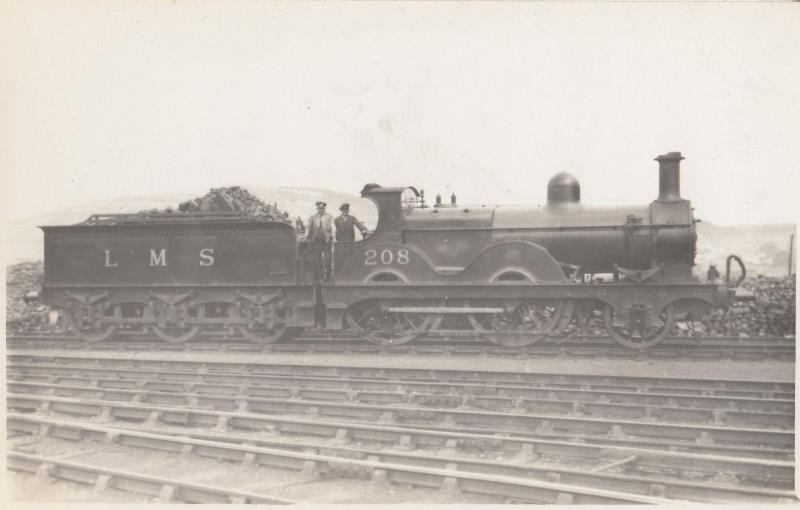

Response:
(546, 172), (581, 211)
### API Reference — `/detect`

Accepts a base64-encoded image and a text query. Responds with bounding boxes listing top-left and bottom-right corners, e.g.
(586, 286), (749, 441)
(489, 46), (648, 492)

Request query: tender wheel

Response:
(468, 300), (566, 347)
(345, 300), (433, 346)
(148, 305), (202, 343)
(603, 302), (675, 349)
(238, 324), (298, 344)
(62, 305), (120, 343)
(151, 324), (201, 343)
(233, 301), (295, 344)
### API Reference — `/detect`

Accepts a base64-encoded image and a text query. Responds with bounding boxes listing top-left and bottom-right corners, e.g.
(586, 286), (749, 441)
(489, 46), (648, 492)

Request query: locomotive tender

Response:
(40, 152), (744, 349)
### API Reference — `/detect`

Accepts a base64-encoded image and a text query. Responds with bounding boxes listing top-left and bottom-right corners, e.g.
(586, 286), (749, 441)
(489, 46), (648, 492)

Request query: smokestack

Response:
(654, 151), (684, 202)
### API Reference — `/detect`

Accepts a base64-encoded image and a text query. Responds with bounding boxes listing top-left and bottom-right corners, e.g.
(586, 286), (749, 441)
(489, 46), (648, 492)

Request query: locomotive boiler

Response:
(39, 151), (745, 349)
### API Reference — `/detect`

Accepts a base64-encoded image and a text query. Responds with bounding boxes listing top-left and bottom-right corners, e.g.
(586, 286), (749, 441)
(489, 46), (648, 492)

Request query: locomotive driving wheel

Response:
(62, 305), (121, 343)
(603, 302), (675, 349)
(344, 300), (433, 346)
(468, 300), (566, 347)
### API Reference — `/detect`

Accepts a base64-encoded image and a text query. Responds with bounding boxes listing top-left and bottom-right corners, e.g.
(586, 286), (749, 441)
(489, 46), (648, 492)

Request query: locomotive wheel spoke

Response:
(345, 300), (432, 346)
(352, 308), (371, 325)
(232, 301), (294, 344)
(147, 304), (202, 344)
(425, 300), (446, 332)
(548, 300), (577, 338)
(62, 305), (120, 343)
(468, 300), (565, 347)
(603, 303), (675, 350)
(151, 325), (200, 343)
(402, 315), (419, 330)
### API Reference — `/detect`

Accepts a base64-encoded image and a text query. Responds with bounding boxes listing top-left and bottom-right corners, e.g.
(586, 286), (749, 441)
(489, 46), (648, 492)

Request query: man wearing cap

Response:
(305, 201), (334, 281)
(334, 203), (369, 242)
(707, 264), (720, 283)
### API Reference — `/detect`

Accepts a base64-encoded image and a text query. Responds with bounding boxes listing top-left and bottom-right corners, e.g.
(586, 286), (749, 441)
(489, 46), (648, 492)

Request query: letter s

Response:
(199, 248), (215, 266)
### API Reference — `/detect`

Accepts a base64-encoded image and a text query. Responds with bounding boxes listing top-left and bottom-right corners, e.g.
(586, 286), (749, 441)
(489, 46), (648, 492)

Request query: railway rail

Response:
(8, 414), (794, 504)
(8, 367), (793, 413)
(7, 450), (296, 504)
(7, 352), (794, 397)
(6, 333), (796, 360)
(7, 369), (794, 430)
(7, 386), (793, 449)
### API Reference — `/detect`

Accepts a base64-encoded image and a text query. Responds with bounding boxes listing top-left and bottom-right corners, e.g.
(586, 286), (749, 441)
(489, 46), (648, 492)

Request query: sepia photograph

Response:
(2, 0), (798, 506)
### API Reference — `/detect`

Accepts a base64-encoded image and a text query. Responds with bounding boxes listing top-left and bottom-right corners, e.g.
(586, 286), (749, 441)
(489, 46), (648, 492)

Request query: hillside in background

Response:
(695, 222), (795, 278)
(3, 186), (794, 277)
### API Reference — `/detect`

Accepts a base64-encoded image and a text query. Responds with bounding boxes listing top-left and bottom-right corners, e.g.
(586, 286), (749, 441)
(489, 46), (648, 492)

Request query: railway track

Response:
(7, 384), (793, 447)
(7, 349), (795, 503)
(8, 387), (794, 457)
(8, 450), (297, 504)
(5, 333), (796, 360)
(8, 365), (793, 413)
(6, 393), (795, 503)
(7, 364), (794, 430)
(7, 351), (794, 395)
(7, 362), (795, 443)
(8, 414), (794, 504)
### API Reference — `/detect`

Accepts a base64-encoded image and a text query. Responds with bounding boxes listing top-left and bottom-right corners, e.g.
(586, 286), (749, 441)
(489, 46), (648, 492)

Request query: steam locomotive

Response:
(40, 152), (745, 349)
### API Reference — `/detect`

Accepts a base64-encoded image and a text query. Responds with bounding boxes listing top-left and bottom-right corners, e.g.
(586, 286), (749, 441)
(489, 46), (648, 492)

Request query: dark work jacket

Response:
(334, 214), (364, 242)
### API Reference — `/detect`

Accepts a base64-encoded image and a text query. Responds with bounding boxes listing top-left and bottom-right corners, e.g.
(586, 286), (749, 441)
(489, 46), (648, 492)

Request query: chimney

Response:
(654, 151), (684, 202)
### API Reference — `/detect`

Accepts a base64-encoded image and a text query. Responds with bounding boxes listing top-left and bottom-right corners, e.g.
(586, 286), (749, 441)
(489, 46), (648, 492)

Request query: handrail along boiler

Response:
(39, 152), (744, 349)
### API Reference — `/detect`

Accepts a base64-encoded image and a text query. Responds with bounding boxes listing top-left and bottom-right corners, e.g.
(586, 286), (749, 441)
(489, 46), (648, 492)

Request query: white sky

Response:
(1, 1), (798, 225)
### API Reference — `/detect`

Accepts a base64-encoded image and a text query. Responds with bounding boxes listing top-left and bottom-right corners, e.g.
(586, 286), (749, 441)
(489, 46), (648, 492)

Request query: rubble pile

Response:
(142, 187), (292, 222)
(5, 261), (48, 333)
(693, 275), (796, 338)
(554, 275), (796, 339)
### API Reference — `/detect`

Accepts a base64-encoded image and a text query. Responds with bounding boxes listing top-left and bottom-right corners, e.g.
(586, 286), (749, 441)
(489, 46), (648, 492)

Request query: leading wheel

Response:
(468, 300), (566, 347)
(345, 300), (433, 346)
(603, 302), (675, 349)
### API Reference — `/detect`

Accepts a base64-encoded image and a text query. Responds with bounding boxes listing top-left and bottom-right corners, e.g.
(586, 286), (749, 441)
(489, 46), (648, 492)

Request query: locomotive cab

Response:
(359, 183), (425, 241)
(331, 184), (425, 282)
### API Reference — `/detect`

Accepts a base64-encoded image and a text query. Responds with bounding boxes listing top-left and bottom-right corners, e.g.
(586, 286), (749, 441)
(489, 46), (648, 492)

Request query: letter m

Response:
(149, 248), (167, 267)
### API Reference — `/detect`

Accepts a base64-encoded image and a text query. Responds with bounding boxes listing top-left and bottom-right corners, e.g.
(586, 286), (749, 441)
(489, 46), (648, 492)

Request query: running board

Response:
(386, 307), (505, 314)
